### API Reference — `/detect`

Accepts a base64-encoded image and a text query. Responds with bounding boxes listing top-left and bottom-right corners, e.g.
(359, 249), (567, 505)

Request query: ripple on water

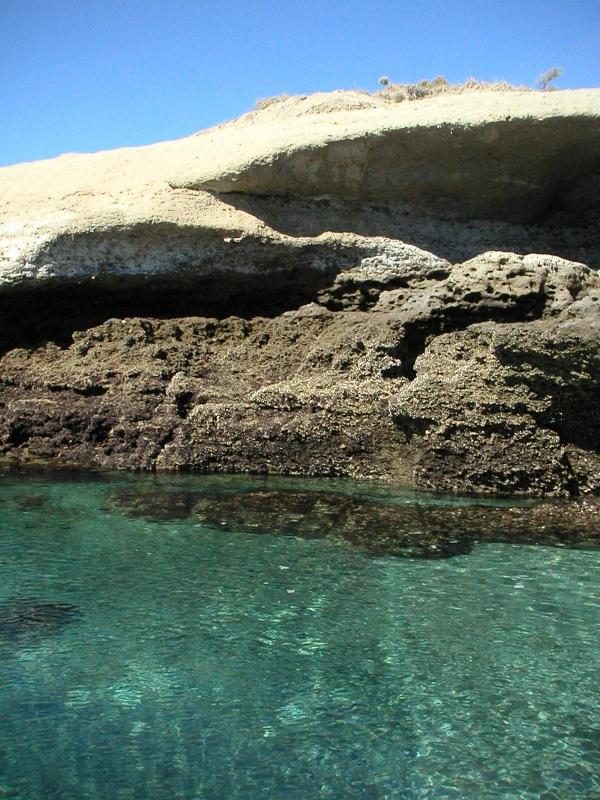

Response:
(0, 472), (598, 799)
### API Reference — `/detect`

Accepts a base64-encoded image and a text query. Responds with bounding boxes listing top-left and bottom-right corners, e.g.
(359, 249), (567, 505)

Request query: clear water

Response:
(0, 472), (598, 800)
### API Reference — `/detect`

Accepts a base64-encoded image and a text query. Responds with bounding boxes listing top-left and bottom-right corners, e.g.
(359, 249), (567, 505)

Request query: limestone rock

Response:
(194, 91), (600, 224)
(1, 89), (599, 500)
(1, 90), (599, 298)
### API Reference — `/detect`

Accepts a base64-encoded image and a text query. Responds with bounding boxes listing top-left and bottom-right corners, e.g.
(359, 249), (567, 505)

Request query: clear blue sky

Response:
(1, 0), (599, 166)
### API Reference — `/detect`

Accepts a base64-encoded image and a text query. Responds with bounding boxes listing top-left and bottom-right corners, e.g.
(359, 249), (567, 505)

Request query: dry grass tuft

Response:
(376, 76), (531, 104)
(249, 74), (551, 117)
(254, 94), (290, 111)
(537, 67), (563, 91)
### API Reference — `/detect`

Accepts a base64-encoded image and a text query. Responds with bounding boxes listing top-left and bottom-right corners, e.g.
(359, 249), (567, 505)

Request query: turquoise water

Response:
(0, 473), (598, 800)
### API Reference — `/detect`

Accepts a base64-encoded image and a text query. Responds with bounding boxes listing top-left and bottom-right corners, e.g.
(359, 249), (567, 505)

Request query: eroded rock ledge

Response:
(1, 247), (599, 497)
(1, 90), (599, 498)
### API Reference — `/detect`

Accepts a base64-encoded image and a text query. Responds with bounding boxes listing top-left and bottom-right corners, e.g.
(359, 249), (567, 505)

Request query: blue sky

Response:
(1, 0), (599, 166)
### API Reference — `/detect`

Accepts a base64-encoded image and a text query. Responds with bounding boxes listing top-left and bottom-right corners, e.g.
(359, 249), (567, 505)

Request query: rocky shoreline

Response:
(1, 90), (599, 509)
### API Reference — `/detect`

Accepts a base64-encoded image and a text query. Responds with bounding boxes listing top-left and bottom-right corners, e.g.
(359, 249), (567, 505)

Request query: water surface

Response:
(0, 473), (598, 799)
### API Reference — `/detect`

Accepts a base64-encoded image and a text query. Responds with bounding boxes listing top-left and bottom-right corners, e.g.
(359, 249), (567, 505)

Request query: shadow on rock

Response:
(0, 598), (82, 643)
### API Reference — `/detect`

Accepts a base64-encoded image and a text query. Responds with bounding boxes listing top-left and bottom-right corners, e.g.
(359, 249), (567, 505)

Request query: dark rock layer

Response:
(1, 250), (599, 498)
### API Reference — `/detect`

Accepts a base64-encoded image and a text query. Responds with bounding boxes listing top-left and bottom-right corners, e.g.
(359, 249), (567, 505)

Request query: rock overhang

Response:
(183, 90), (600, 223)
(0, 89), (599, 300)
(194, 115), (600, 223)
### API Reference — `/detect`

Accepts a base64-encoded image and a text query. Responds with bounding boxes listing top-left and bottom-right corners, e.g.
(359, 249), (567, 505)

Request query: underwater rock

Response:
(107, 489), (209, 522)
(0, 598), (81, 641)
(194, 491), (600, 558)
(106, 484), (600, 557)
(12, 494), (48, 512)
(192, 490), (473, 558)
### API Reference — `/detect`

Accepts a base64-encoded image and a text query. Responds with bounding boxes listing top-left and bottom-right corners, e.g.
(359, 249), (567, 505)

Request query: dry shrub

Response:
(254, 94), (290, 111)
(377, 76), (531, 103)
(250, 77), (538, 117)
(537, 67), (563, 90)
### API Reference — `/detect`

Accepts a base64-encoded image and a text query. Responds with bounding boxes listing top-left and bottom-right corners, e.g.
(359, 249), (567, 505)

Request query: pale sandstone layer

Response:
(1, 89), (599, 291)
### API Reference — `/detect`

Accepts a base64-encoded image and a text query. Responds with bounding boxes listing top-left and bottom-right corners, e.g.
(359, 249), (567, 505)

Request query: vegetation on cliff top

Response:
(254, 69), (563, 111)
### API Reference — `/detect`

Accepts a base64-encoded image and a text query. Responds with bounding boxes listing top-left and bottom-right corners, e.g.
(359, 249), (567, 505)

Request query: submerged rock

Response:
(193, 490), (474, 558)
(0, 598), (81, 641)
(107, 489), (208, 522)
(108, 487), (600, 559)
(11, 493), (48, 512)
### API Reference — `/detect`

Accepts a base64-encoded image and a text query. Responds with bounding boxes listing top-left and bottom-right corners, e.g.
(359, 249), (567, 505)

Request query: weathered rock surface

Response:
(196, 91), (600, 224)
(1, 90), (599, 297)
(1, 248), (598, 496)
(0, 89), (599, 502)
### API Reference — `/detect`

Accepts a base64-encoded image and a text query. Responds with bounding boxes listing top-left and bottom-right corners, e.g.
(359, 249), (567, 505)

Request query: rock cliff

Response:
(1, 89), (599, 497)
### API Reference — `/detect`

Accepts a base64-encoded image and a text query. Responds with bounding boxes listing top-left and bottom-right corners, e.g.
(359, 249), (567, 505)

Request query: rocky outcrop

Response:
(1, 246), (598, 496)
(1, 90), (599, 297)
(1, 90), (599, 499)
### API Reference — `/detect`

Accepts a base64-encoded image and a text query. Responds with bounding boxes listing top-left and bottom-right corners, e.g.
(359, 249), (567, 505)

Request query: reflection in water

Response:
(108, 484), (600, 558)
(0, 472), (598, 799)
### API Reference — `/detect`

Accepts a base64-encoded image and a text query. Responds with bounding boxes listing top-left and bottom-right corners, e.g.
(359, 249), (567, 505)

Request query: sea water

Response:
(0, 472), (598, 799)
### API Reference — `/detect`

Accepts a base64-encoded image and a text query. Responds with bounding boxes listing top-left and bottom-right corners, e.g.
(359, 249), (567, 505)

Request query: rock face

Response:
(196, 92), (600, 224)
(1, 89), (599, 498)
(1, 90), (600, 295)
